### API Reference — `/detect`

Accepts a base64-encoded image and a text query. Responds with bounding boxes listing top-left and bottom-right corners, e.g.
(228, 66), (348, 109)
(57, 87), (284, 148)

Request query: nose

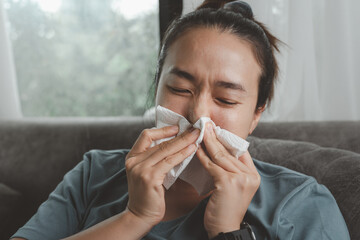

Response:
(187, 94), (211, 124)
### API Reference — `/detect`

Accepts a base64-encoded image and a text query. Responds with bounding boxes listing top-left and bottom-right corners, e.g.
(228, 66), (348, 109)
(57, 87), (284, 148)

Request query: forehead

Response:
(163, 27), (261, 87)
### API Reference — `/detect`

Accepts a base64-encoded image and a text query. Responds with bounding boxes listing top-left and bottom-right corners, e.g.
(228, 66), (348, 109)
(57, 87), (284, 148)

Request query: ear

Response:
(249, 106), (265, 135)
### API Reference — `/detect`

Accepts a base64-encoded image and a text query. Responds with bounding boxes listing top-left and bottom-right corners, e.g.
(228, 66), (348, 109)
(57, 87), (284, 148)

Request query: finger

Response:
(153, 143), (197, 175)
(238, 151), (257, 172)
(203, 123), (242, 173)
(143, 128), (200, 167)
(126, 126), (179, 169)
(129, 126), (179, 157)
(204, 123), (253, 173)
(127, 128), (199, 170)
(196, 145), (224, 177)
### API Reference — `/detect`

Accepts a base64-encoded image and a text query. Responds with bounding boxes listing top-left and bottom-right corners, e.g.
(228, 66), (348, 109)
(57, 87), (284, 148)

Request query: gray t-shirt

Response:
(12, 149), (350, 240)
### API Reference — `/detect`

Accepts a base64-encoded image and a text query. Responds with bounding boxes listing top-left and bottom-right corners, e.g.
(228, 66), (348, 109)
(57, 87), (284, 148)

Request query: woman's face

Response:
(155, 27), (263, 139)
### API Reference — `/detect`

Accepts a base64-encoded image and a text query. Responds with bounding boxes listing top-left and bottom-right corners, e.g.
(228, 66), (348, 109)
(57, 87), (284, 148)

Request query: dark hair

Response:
(154, 0), (281, 111)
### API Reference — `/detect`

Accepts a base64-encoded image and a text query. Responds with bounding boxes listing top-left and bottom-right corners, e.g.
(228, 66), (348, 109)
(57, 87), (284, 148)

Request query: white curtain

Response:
(0, 0), (22, 118)
(183, 0), (360, 121)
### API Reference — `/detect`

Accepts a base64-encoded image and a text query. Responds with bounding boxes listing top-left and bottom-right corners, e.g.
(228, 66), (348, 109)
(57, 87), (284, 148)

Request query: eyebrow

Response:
(169, 67), (247, 92)
(169, 67), (195, 82)
(215, 81), (247, 92)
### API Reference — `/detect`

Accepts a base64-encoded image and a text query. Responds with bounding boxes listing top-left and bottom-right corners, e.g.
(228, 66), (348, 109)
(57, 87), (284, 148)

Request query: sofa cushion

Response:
(247, 136), (360, 240)
(252, 121), (360, 153)
(0, 183), (23, 239)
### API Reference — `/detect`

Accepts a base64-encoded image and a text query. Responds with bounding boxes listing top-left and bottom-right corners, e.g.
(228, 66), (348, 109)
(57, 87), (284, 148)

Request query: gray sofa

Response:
(0, 118), (359, 239)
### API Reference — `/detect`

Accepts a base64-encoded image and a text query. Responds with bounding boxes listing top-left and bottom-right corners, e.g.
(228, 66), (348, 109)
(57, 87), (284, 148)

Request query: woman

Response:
(12, 1), (349, 239)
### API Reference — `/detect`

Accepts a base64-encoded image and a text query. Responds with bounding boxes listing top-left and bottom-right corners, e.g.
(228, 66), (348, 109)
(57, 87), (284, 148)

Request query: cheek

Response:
(211, 107), (255, 139)
(155, 84), (165, 106)
(155, 87), (190, 116)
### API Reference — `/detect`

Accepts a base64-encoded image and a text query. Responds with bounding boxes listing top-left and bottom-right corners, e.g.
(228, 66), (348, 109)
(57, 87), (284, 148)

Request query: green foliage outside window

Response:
(5, 0), (159, 116)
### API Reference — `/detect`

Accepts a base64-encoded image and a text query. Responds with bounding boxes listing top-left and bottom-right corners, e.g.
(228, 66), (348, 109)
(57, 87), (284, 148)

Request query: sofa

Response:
(0, 117), (359, 239)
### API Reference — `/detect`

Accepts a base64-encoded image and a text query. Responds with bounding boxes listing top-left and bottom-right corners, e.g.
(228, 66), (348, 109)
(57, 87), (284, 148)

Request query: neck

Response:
(163, 179), (211, 221)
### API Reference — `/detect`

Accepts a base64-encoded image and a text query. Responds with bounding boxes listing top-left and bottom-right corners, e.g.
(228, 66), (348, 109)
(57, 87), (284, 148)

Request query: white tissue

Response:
(153, 105), (249, 195)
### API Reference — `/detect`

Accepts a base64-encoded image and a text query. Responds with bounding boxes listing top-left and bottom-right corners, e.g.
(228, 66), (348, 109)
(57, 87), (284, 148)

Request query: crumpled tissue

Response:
(152, 105), (249, 195)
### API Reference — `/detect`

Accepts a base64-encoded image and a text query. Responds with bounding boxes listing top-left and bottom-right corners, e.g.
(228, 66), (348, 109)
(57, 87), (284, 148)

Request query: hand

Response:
(196, 123), (261, 239)
(125, 126), (200, 227)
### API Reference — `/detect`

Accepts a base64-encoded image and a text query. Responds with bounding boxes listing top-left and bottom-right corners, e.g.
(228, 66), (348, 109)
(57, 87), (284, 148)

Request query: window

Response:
(4, 0), (159, 116)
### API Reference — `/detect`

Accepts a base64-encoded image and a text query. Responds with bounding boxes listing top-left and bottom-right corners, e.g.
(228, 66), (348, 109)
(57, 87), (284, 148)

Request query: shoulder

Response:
(10, 149), (132, 240)
(84, 149), (130, 163)
(79, 149), (129, 176)
(250, 159), (350, 239)
(67, 149), (130, 194)
(253, 158), (316, 197)
(250, 159), (318, 218)
(254, 158), (310, 180)
(83, 149), (130, 169)
(252, 158), (334, 210)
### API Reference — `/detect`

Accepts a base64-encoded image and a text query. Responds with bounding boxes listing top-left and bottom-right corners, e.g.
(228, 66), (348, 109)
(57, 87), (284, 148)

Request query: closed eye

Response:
(216, 98), (237, 105)
(168, 86), (191, 94)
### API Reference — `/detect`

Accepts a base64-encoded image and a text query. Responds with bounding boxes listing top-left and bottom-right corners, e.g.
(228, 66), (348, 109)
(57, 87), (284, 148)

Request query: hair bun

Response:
(223, 1), (253, 19)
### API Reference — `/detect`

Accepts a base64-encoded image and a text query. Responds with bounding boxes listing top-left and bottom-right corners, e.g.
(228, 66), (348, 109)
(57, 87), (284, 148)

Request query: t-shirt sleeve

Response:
(11, 152), (92, 240)
(276, 179), (350, 240)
